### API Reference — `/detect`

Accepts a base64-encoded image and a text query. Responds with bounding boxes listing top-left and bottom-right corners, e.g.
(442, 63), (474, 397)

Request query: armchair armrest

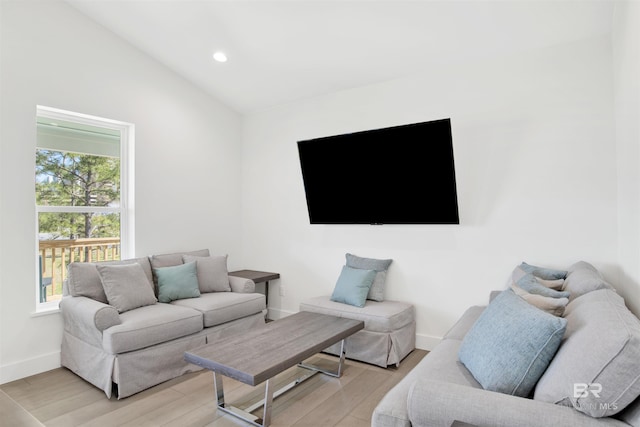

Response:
(408, 379), (628, 427)
(229, 275), (255, 293)
(59, 296), (121, 348)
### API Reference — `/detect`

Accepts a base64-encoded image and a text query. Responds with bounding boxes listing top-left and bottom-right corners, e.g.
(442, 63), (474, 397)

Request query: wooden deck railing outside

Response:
(39, 237), (121, 302)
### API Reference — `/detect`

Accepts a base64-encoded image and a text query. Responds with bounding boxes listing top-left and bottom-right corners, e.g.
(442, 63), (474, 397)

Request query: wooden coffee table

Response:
(184, 311), (364, 427)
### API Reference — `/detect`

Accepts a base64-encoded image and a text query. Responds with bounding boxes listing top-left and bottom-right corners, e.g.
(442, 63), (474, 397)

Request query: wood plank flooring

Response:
(1, 350), (427, 427)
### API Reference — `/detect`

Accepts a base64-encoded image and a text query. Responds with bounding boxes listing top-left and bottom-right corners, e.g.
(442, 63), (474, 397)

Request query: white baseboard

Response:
(415, 333), (442, 351)
(269, 308), (442, 352)
(0, 351), (60, 384)
(267, 307), (297, 320)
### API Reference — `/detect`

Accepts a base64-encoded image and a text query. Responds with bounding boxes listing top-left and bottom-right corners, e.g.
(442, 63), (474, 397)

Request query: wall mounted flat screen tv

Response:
(297, 118), (459, 225)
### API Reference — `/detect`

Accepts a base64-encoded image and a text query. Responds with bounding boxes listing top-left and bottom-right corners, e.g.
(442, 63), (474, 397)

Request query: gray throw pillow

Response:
(67, 262), (110, 303)
(563, 261), (613, 301)
(66, 257), (153, 303)
(96, 263), (157, 313)
(515, 273), (570, 299)
(510, 283), (568, 316)
(519, 262), (567, 280)
(536, 277), (565, 290)
(345, 253), (392, 302)
(182, 254), (231, 292)
(511, 266), (565, 290)
(149, 249), (210, 284)
(458, 289), (567, 397)
(534, 289), (640, 417)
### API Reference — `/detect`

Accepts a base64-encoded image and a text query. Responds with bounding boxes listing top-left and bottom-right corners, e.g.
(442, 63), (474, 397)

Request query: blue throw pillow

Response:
(330, 265), (376, 307)
(154, 261), (201, 303)
(458, 289), (567, 397)
(519, 262), (567, 280)
(516, 273), (570, 299)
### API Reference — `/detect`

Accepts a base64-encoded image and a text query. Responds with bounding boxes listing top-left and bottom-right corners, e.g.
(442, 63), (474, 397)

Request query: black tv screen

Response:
(297, 118), (459, 225)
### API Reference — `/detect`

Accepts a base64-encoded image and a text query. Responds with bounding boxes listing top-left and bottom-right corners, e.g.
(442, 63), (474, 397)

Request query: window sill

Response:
(32, 302), (61, 317)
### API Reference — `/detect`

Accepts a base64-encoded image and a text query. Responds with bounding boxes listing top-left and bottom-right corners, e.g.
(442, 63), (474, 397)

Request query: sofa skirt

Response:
(322, 321), (416, 368)
(300, 296), (416, 368)
(61, 311), (266, 399)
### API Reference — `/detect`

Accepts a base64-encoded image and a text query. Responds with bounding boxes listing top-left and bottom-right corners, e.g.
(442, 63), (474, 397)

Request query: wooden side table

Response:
(228, 270), (280, 306)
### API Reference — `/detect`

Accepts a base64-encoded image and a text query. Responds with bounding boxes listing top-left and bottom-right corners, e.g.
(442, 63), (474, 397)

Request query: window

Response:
(35, 106), (134, 310)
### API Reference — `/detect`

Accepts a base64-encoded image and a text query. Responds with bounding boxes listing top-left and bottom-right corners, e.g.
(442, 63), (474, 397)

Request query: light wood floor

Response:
(1, 350), (427, 427)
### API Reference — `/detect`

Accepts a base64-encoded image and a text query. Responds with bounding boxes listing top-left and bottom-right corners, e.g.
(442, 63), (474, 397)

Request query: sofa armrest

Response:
(229, 275), (255, 293)
(59, 296), (121, 347)
(408, 379), (628, 427)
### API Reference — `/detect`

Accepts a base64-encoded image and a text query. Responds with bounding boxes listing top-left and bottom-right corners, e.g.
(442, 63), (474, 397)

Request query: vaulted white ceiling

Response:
(67, 1), (614, 114)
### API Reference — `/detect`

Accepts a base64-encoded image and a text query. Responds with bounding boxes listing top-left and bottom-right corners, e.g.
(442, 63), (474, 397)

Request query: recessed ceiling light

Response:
(213, 52), (227, 63)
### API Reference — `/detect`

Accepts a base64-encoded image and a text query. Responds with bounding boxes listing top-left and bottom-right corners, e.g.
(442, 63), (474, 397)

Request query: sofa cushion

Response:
(345, 253), (393, 302)
(563, 261), (614, 301)
(155, 261), (201, 303)
(96, 263), (158, 313)
(66, 257), (153, 304)
(182, 254), (231, 293)
(443, 305), (485, 341)
(102, 303), (202, 354)
(458, 289), (567, 397)
(372, 338), (481, 427)
(418, 339), (483, 388)
(300, 295), (414, 333)
(170, 292), (265, 328)
(330, 265), (376, 307)
(534, 289), (640, 417)
(617, 395), (640, 427)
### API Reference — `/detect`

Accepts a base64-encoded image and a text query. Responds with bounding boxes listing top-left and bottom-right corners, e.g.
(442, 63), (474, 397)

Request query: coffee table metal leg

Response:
(210, 341), (347, 427)
(213, 372), (273, 427)
(337, 338), (346, 376)
(214, 372), (224, 407)
(262, 379), (274, 426)
(298, 338), (346, 378)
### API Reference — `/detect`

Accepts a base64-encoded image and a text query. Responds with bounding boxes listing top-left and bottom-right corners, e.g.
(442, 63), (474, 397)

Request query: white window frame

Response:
(35, 106), (135, 312)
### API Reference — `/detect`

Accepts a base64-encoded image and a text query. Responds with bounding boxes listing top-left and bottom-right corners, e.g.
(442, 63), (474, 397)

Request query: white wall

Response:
(0, 1), (243, 383)
(241, 35), (620, 349)
(1, 0), (636, 385)
(613, 1), (640, 316)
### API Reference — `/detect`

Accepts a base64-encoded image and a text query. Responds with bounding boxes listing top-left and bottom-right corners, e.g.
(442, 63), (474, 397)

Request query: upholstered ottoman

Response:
(299, 296), (416, 367)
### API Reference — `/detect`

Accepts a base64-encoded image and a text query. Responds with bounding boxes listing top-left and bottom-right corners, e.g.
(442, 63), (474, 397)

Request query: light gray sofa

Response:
(60, 249), (266, 399)
(373, 261), (640, 427)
